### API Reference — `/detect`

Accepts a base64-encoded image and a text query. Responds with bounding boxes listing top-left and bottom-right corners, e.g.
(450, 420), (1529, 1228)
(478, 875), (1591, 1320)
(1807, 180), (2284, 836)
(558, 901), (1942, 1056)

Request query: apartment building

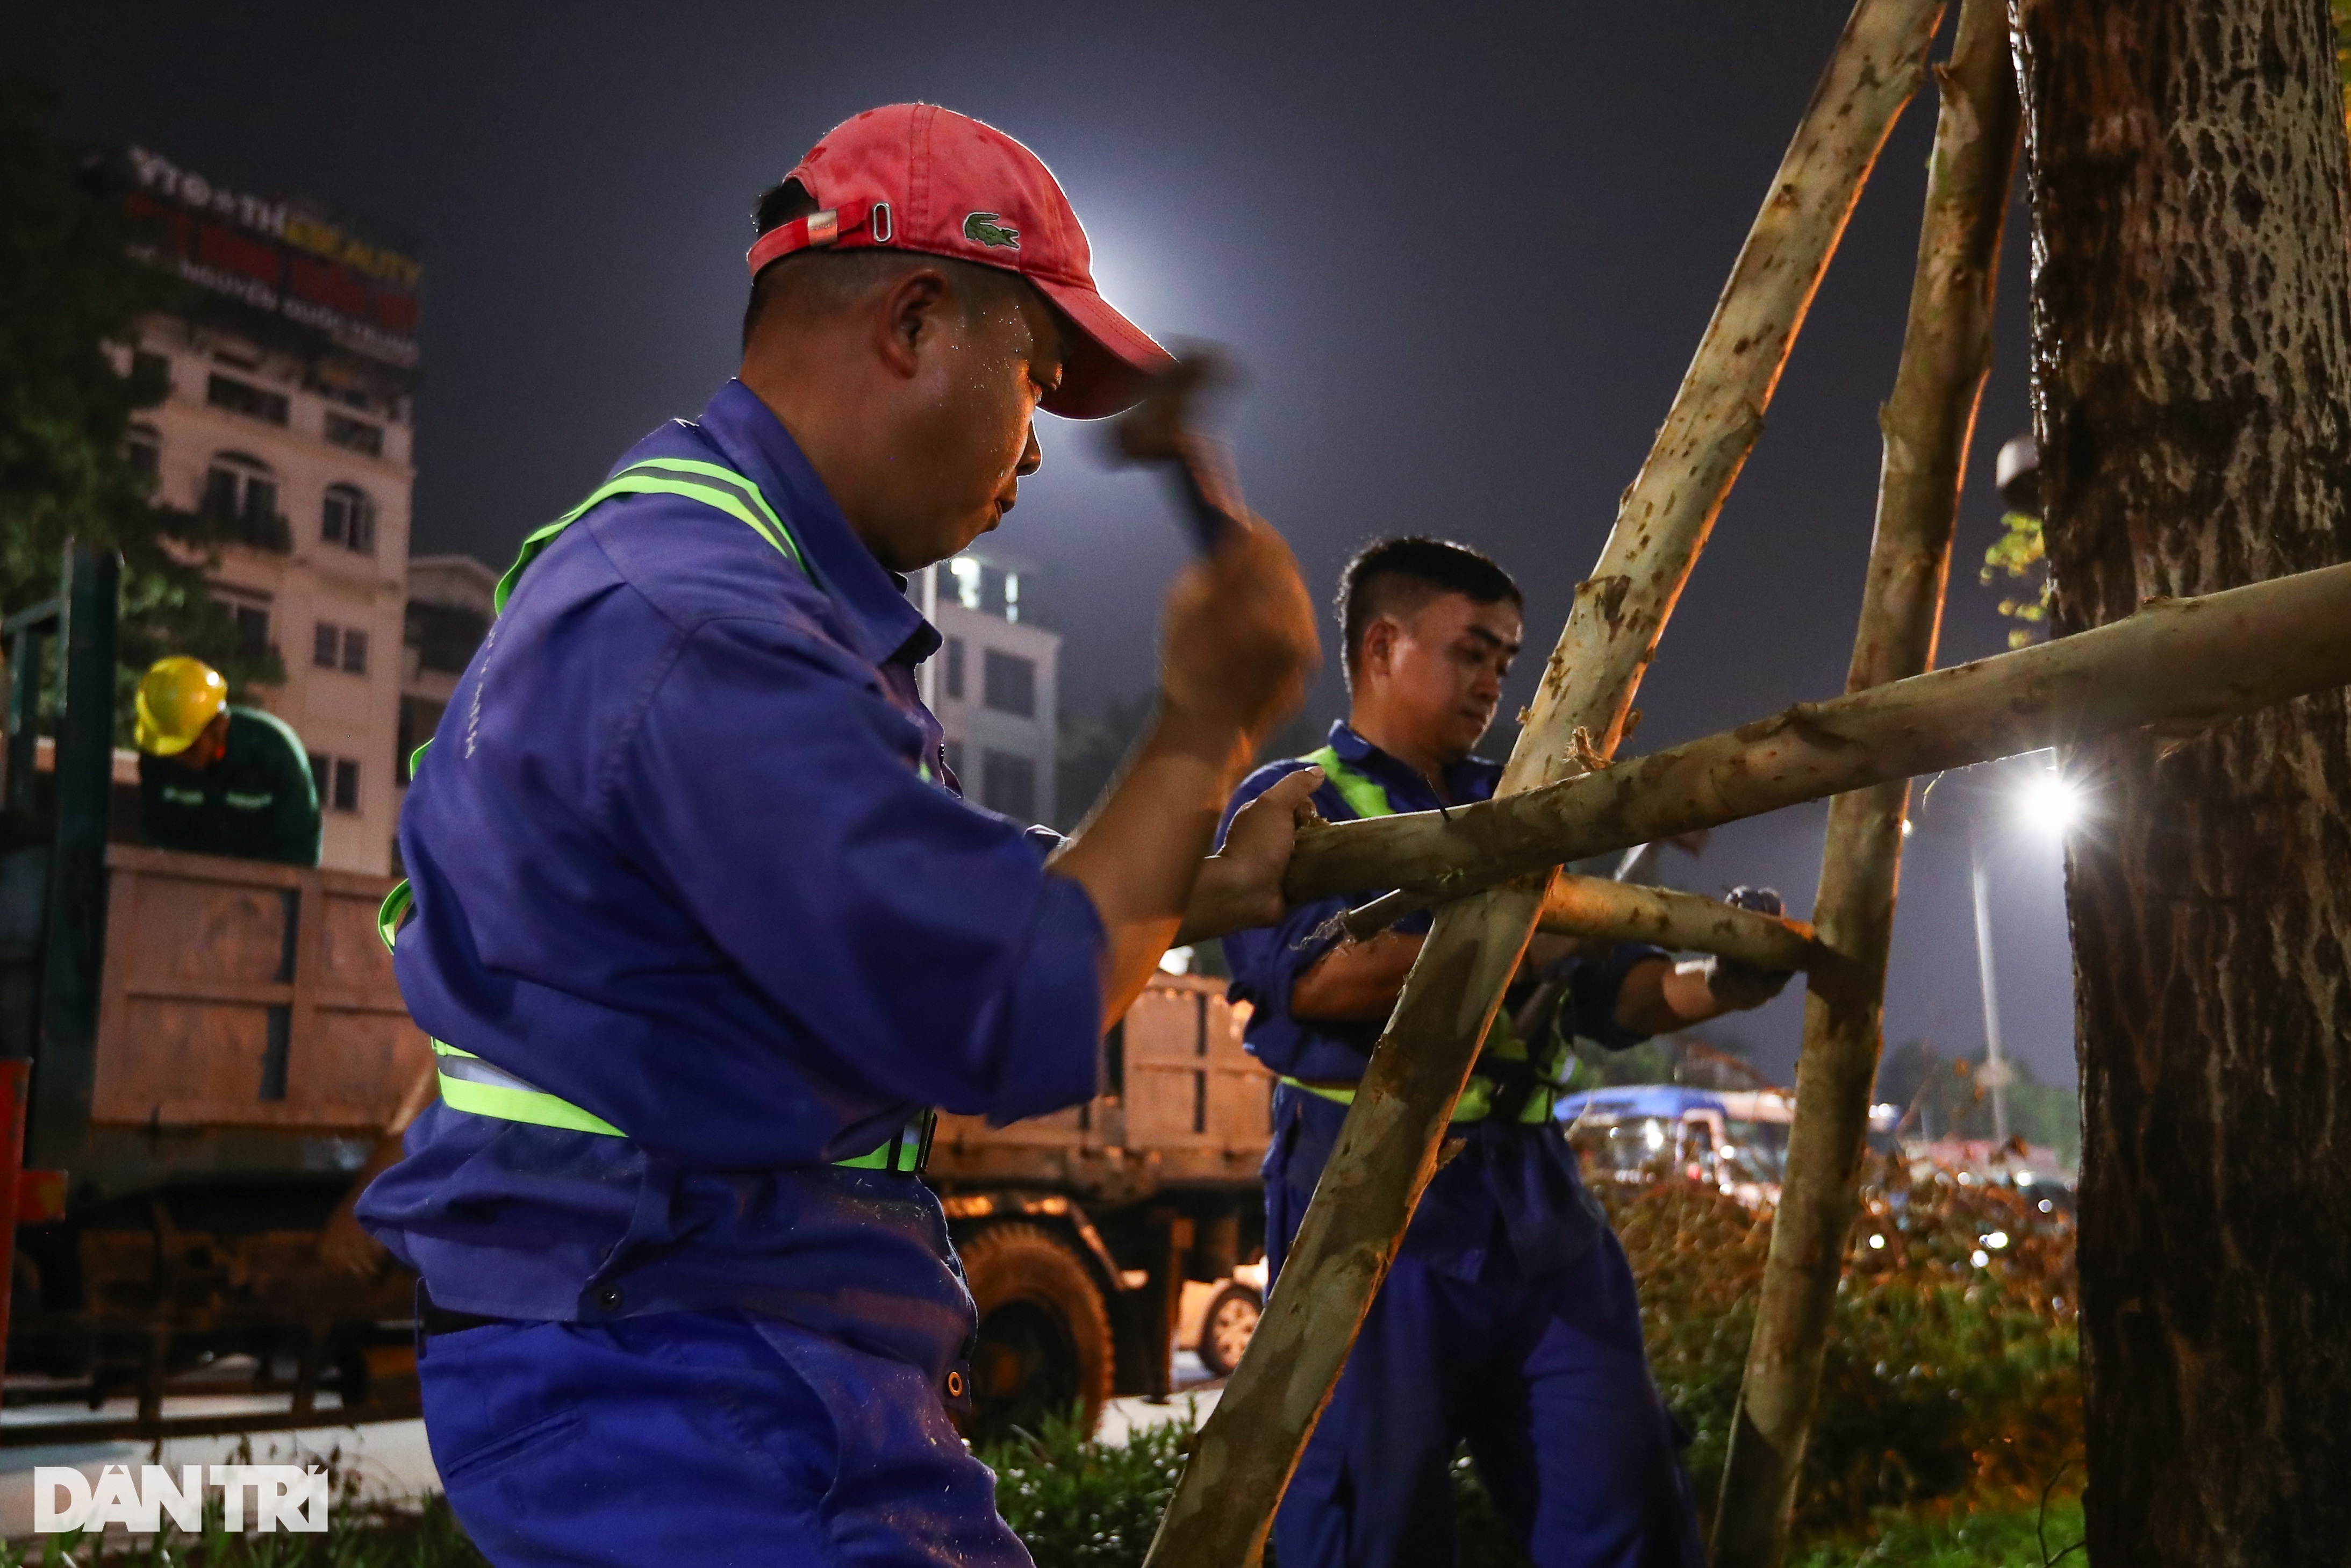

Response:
(114, 147), (424, 874)
(923, 552), (1059, 827)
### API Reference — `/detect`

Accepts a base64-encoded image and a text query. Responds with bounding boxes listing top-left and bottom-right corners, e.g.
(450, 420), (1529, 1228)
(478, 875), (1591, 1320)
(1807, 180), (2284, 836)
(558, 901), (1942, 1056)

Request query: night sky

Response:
(15, 1), (2081, 1092)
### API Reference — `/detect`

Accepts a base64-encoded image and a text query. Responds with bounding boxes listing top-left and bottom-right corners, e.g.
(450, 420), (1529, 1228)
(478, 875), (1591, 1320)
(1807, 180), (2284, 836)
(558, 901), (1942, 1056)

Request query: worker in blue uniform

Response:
(1220, 537), (1792, 1568)
(357, 104), (1322, 1567)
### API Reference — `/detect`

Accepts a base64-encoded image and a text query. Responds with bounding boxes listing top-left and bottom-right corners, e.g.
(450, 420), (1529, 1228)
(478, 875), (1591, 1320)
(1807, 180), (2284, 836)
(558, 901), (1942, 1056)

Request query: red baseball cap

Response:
(749, 104), (1174, 420)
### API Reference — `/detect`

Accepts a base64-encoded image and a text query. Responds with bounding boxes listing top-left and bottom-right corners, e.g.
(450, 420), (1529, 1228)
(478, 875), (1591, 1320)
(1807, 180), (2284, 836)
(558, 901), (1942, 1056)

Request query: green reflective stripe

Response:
(1280, 1074), (1496, 1124)
(497, 466), (808, 612)
(1304, 746), (1395, 820)
(377, 879), (413, 954)
(433, 1041), (626, 1136)
(623, 459), (803, 559)
(430, 1042), (934, 1166)
(1277, 1011), (1565, 1125)
(834, 1113), (933, 1172)
(1277, 1073), (1558, 1125)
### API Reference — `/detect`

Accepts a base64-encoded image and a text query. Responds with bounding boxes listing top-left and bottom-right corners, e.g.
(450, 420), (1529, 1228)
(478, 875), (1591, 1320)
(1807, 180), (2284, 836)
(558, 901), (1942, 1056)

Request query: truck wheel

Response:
(957, 1223), (1112, 1445)
(1195, 1282), (1261, 1379)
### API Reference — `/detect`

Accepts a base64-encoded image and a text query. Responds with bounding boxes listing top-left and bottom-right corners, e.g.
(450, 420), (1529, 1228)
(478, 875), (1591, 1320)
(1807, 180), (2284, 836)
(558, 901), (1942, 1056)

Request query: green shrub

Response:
(981, 1406), (1196, 1568)
(1608, 1157), (2081, 1542)
(1793, 1493), (2086, 1567)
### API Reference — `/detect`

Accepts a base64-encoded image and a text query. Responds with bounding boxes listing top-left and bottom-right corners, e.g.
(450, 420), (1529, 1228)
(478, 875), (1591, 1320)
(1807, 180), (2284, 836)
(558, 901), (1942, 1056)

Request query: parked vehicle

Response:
(1559, 1083), (1901, 1208)
(927, 972), (1272, 1440)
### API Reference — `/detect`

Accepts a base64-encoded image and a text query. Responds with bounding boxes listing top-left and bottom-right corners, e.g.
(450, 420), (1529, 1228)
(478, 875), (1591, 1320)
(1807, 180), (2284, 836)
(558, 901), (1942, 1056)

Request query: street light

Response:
(2015, 762), (2082, 833)
(1920, 750), (2076, 1144)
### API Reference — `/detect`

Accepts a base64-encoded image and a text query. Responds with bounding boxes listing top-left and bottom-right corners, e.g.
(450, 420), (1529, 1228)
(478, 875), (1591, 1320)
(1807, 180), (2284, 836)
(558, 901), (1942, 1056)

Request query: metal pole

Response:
(32, 545), (118, 1173)
(1967, 812), (2011, 1143)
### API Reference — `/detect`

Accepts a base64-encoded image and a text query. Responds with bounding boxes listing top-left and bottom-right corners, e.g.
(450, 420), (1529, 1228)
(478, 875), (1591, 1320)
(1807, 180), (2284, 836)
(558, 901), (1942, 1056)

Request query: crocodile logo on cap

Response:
(963, 211), (1020, 250)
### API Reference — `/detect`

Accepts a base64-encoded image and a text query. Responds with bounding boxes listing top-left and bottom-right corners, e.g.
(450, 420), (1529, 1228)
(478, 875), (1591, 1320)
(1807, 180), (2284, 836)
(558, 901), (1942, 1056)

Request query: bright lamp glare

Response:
(2017, 768), (2082, 831)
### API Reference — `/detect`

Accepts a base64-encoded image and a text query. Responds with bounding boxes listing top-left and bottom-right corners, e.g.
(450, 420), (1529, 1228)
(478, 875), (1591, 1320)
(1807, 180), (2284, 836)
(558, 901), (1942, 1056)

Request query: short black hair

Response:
(1337, 536), (1523, 683)
(741, 179), (1020, 347)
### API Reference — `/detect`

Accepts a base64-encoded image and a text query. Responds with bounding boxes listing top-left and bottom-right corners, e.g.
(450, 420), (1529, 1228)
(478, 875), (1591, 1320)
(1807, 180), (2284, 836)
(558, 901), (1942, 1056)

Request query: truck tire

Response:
(957, 1223), (1113, 1444)
(1194, 1281), (1261, 1379)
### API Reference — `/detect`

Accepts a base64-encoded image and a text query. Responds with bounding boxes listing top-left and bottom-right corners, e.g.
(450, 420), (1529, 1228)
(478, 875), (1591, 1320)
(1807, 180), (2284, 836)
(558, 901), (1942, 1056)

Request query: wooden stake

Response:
(1714, 0), (2019, 1558)
(1284, 559), (2351, 906)
(1139, 1), (1943, 1560)
(1536, 875), (1827, 977)
(1335, 874), (1830, 975)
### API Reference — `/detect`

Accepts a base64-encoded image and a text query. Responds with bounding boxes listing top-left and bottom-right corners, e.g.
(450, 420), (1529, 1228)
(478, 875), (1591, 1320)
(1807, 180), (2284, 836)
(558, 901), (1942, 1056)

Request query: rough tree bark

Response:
(1141, 1), (1944, 1559)
(1714, 0), (2019, 1557)
(2013, 0), (2351, 1562)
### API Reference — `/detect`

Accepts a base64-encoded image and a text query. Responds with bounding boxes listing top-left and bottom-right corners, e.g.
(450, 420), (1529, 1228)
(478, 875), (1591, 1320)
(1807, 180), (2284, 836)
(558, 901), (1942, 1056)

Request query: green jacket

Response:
(139, 706), (322, 867)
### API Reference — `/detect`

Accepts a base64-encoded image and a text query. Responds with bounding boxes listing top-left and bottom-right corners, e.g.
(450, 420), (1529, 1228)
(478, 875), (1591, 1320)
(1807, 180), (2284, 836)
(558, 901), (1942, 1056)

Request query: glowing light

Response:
(1900, 819), (1915, 838)
(1970, 1249), (1991, 1268)
(2017, 764), (2083, 832)
(1981, 1230), (2010, 1250)
(1868, 1233), (1886, 1250)
(949, 556), (981, 609)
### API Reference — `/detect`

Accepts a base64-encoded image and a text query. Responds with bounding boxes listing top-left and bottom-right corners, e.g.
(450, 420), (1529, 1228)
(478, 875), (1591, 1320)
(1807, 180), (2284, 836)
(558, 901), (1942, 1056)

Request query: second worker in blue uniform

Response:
(1221, 537), (1791, 1568)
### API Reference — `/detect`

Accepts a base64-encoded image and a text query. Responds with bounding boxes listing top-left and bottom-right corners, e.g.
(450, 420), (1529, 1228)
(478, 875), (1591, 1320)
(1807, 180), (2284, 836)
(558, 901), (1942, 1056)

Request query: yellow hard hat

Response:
(134, 657), (228, 757)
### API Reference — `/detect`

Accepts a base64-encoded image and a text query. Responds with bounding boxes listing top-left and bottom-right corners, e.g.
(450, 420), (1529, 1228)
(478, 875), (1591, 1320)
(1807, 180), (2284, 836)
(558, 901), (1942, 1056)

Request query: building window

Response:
(127, 423), (161, 478)
(230, 604), (271, 657)
(398, 696), (446, 784)
(981, 751), (1037, 820)
(944, 638), (966, 700)
(132, 350), (171, 397)
(206, 372), (289, 426)
(405, 600), (490, 675)
(331, 758), (360, 813)
(313, 622), (369, 673)
(201, 453), (289, 551)
(322, 483), (377, 554)
(324, 412), (384, 456)
(983, 650), (1036, 718)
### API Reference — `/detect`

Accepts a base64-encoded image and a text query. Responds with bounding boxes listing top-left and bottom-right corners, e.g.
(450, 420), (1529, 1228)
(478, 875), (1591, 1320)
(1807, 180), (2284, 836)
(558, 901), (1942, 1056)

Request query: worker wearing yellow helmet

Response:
(134, 656), (320, 867)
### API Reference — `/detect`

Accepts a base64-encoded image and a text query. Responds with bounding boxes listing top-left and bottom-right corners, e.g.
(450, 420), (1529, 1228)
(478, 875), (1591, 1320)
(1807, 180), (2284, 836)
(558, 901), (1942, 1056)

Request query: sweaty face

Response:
(1368, 593), (1523, 762)
(888, 277), (1065, 570)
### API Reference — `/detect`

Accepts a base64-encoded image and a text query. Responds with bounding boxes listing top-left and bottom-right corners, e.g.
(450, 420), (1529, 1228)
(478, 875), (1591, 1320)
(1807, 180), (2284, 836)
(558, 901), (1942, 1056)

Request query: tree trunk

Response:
(1714, 0), (2019, 1556)
(2013, 0), (2351, 1561)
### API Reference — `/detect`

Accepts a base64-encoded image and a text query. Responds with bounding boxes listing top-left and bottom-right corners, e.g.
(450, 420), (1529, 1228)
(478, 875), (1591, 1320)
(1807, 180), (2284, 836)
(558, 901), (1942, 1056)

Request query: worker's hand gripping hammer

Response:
(1112, 350), (1245, 556)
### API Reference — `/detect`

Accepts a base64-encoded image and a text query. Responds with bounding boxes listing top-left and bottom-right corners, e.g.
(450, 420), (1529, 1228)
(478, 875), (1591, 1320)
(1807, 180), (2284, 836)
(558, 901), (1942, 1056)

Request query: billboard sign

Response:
(120, 147), (422, 371)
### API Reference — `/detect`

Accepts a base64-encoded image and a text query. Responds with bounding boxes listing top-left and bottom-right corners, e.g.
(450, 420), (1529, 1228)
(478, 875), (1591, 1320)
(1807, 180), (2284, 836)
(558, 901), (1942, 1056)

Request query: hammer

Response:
(1112, 350), (1244, 556)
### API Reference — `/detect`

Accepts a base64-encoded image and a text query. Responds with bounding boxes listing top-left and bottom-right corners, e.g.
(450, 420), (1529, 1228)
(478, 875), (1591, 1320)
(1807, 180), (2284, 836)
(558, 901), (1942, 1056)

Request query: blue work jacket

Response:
(1220, 721), (1661, 1279)
(357, 381), (1106, 1381)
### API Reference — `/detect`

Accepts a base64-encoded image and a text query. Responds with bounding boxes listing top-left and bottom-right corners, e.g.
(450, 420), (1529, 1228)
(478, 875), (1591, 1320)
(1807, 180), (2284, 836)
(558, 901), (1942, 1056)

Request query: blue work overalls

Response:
(360, 381), (1107, 1566)
(1221, 726), (1704, 1568)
